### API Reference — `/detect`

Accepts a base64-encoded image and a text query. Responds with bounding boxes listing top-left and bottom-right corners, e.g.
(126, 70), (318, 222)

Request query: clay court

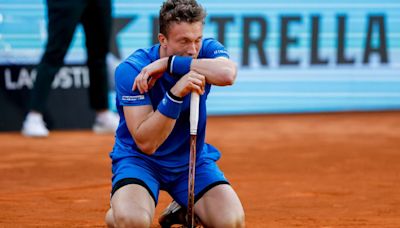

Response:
(1, 111), (400, 227)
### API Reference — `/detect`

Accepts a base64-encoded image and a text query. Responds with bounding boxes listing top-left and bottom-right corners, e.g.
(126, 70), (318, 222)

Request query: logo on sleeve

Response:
(213, 50), (228, 55)
(122, 95), (145, 101)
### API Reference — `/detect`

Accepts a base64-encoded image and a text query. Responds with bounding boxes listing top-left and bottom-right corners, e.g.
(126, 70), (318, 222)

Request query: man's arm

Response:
(125, 71), (206, 155)
(190, 57), (237, 86)
(124, 105), (175, 155)
(133, 57), (237, 94)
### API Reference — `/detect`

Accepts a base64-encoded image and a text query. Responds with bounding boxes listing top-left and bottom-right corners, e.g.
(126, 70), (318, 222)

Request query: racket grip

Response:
(190, 92), (200, 136)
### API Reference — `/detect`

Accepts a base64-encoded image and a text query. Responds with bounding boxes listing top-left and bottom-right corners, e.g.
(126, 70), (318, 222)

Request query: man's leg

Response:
(81, 0), (119, 133)
(81, 0), (111, 112)
(108, 155), (161, 227)
(165, 160), (245, 227)
(22, 0), (84, 137)
(107, 184), (156, 228)
(195, 184), (245, 227)
(29, 0), (85, 114)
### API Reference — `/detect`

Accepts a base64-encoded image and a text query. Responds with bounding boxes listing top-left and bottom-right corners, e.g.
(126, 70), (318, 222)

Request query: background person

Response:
(22, 0), (118, 137)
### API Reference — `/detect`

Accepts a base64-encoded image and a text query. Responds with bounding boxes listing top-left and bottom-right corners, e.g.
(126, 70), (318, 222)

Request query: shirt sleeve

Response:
(115, 61), (152, 106)
(201, 38), (230, 59)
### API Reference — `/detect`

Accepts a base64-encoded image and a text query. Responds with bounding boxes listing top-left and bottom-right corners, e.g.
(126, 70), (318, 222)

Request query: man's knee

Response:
(113, 208), (152, 228)
(211, 209), (245, 228)
(105, 209), (115, 228)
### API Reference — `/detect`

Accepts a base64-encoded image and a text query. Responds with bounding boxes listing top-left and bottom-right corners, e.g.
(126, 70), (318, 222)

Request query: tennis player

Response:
(106, 0), (245, 227)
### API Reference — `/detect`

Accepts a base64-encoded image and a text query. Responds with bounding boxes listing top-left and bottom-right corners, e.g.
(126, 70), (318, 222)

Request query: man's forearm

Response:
(124, 92), (182, 155)
(132, 110), (176, 155)
(190, 57), (237, 86)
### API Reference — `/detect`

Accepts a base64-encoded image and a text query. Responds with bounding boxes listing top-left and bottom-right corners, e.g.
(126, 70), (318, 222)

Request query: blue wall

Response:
(1, 0), (400, 114)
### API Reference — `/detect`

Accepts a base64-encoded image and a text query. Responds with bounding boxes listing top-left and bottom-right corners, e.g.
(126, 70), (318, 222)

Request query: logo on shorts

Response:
(122, 95), (145, 101)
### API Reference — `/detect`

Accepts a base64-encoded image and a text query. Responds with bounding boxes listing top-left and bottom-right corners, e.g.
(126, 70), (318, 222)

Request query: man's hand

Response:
(133, 57), (168, 93)
(170, 71), (206, 98)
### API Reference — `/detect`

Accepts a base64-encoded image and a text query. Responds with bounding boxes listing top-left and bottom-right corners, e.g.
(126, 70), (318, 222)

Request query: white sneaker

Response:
(92, 111), (119, 134)
(21, 112), (49, 137)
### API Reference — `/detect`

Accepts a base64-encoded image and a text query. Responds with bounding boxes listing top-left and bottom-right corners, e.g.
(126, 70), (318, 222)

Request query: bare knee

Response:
(105, 209), (115, 228)
(113, 208), (152, 228)
(231, 211), (245, 228)
(209, 210), (245, 228)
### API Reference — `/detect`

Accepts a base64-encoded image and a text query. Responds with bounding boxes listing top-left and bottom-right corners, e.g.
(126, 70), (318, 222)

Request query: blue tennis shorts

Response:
(110, 155), (229, 207)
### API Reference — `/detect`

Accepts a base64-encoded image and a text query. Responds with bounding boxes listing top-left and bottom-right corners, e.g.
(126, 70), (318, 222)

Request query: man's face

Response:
(161, 21), (203, 58)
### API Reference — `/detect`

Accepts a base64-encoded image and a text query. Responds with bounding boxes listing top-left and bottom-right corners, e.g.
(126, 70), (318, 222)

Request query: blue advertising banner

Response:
(1, 0), (399, 116)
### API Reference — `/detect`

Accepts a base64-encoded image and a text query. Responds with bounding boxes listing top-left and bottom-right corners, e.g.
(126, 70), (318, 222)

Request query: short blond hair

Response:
(159, 0), (206, 37)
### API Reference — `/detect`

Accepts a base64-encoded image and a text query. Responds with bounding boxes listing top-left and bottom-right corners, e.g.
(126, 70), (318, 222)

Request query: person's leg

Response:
(107, 184), (155, 228)
(168, 161), (245, 227)
(195, 184), (245, 227)
(108, 155), (161, 227)
(23, 0), (85, 137)
(81, 0), (111, 112)
(81, 0), (118, 133)
(29, 0), (85, 113)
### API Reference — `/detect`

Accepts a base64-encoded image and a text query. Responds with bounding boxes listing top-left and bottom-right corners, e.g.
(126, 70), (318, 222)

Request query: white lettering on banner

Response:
(72, 67), (82, 88)
(4, 68), (36, 90)
(81, 67), (90, 88)
(52, 68), (73, 89)
(5, 69), (17, 90)
(3, 66), (90, 90)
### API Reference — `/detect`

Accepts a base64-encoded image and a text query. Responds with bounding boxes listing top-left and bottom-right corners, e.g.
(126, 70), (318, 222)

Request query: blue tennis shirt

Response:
(111, 38), (230, 172)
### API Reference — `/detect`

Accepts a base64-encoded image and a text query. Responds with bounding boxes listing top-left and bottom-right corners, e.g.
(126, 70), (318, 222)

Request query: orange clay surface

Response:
(1, 112), (400, 227)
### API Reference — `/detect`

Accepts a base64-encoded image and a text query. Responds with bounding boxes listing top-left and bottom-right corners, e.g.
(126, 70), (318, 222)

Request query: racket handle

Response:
(190, 92), (200, 136)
